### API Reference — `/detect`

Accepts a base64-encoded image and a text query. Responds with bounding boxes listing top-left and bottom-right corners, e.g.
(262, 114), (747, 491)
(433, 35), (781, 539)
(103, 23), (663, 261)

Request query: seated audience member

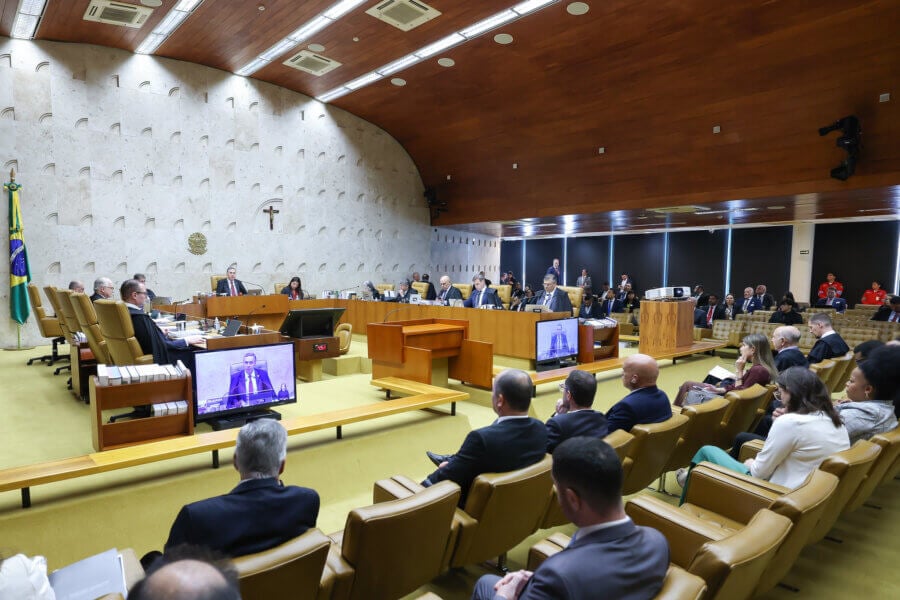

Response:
(506, 270), (517, 286)
(68, 280), (85, 294)
(622, 289), (640, 312)
(422, 369), (546, 506)
(677, 367), (850, 497)
(576, 268), (592, 289)
(464, 274), (503, 308)
(817, 272), (844, 299)
(692, 284), (709, 308)
(90, 277), (114, 302)
(853, 339), (884, 364)
(615, 282), (633, 302)
(861, 280), (887, 305)
(514, 285), (536, 311)
(769, 299), (803, 325)
(385, 279), (418, 303)
(598, 281), (611, 297)
(871, 295), (900, 322)
(509, 281), (526, 310)
(693, 293), (725, 327)
(781, 291), (801, 309)
(0, 553), (54, 600)
(598, 289), (623, 317)
(280, 276), (303, 300)
(157, 419), (319, 561)
(618, 273), (632, 292)
(216, 267), (247, 297)
(578, 288), (602, 319)
(437, 275), (463, 305)
(500, 272), (509, 285)
(815, 286), (847, 313)
(531, 274), (573, 315)
(412, 271), (437, 300)
(674, 333), (777, 407)
(132, 547), (240, 600)
(736, 286), (761, 315)
(606, 354), (672, 434)
(722, 293), (737, 319)
(836, 345), (899, 442)
(807, 312), (850, 364)
(133, 273), (156, 301)
(771, 326), (808, 372)
(546, 370), (608, 452)
(121, 279), (203, 367)
(471, 438), (669, 600)
(755, 284), (776, 310)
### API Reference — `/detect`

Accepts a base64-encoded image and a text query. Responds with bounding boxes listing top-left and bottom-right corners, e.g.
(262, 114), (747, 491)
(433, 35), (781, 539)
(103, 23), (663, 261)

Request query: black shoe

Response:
(426, 451), (451, 467)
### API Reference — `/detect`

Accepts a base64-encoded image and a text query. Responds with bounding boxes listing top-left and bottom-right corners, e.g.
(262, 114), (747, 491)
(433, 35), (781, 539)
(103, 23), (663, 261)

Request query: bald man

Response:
(129, 556), (240, 600)
(605, 354), (672, 434)
(437, 275), (463, 305)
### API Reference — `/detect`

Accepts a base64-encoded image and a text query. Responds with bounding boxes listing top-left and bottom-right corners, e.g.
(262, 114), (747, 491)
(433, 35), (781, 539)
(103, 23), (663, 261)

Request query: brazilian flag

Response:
(7, 179), (31, 325)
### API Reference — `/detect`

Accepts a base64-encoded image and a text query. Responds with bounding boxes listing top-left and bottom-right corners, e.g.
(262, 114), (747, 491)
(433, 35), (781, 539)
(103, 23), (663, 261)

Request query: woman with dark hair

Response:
(836, 345), (899, 442)
(622, 290), (640, 312)
(515, 284), (535, 311)
(280, 276), (303, 300)
(677, 366), (850, 499)
(861, 280), (887, 305)
(673, 333), (778, 407)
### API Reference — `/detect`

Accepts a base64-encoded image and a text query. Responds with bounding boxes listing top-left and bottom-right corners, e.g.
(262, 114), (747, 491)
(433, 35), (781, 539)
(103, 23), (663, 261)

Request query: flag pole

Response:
(5, 168), (35, 351)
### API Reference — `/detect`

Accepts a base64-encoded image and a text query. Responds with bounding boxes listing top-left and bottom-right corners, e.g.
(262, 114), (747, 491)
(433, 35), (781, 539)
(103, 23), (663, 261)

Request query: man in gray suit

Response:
(471, 436), (669, 600)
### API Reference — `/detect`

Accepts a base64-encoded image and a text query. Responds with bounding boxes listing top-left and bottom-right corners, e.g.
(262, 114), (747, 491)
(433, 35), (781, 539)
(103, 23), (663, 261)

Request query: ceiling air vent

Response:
(366, 0), (441, 32)
(283, 50), (342, 76)
(649, 205), (710, 214)
(84, 0), (153, 28)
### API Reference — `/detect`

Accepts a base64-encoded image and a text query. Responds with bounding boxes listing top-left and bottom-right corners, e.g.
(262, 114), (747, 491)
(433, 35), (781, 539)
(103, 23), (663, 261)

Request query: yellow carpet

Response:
(0, 341), (896, 599)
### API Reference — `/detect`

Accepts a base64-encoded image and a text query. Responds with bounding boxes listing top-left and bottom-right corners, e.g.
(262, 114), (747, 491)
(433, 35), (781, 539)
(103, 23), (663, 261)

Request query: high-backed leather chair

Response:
(94, 300), (153, 365)
(325, 481), (461, 600)
(71, 292), (110, 364)
(233, 528), (333, 600)
(26, 283), (66, 365)
(827, 351), (855, 394)
(375, 283), (394, 294)
(620, 413), (690, 495)
(43, 285), (72, 375)
(873, 426), (900, 486)
(54, 289), (84, 346)
(637, 465), (839, 595)
(715, 384), (770, 448)
(558, 285), (583, 316)
(843, 426), (900, 511)
(411, 281), (429, 297)
(662, 397), (730, 477)
(210, 274), (226, 292)
(493, 284), (512, 309)
(335, 323), (352, 355)
(655, 565), (707, 600)
(625, 505), (792, 600)
(451, 283), (473, 299)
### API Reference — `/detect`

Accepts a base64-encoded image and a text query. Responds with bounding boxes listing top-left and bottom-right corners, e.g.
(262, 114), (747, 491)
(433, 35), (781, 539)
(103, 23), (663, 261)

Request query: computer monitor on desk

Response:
(279, 307), (347, 338)
(535, 317), (579, 372)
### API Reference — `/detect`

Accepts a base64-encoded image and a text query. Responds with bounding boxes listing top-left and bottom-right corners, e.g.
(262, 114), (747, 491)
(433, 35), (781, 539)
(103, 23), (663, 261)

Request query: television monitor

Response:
(535, 317), (579, 372)
(194, 342), (297, 429)
(279, 307), (346, 339)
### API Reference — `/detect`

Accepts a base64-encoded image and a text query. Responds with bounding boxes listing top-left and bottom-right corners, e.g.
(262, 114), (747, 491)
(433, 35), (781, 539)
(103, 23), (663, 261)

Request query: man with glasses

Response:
(90, 277), (114, 302)
(437, 275), (463, 305)
(133, 272), (157, 301)
(545, 370), (608, 453)
(216, 267), (247, 297)
(121, 279), (204, 367)
(531, 274), (573, 315)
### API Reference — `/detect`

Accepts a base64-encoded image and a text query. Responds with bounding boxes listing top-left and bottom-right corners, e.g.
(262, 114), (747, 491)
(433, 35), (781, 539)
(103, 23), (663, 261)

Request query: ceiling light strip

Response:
(10, 0), (48, 39)
(316, 0), (561, 103)
(135, 0), (207, 55)
(235, 0), (367, 77)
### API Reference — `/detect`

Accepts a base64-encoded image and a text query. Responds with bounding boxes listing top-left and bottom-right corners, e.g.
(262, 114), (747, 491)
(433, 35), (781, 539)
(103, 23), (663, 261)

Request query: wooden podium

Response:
(367, 318), (493, 388)
(200, 294), (289, 331)
(638, 300), (694, 355)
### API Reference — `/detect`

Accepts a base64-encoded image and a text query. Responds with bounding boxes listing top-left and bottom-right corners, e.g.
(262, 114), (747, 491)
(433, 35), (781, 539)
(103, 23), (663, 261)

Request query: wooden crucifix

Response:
(263, 205), (280, 231)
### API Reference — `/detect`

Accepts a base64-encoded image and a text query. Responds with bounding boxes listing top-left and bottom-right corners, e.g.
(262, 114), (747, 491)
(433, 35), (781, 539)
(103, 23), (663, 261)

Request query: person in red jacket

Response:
(817, 272), (843, 299)
(861, 280), (888, 305)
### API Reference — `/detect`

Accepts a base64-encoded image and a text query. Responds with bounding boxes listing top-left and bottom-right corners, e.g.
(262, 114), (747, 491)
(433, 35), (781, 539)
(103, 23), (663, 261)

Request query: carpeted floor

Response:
(0, 340), (896, 599)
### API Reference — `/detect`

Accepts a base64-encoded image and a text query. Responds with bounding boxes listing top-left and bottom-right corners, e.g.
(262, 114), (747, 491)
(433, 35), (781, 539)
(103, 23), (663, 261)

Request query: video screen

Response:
(536, 318), (578, 362)
(194, 342), (296, 420)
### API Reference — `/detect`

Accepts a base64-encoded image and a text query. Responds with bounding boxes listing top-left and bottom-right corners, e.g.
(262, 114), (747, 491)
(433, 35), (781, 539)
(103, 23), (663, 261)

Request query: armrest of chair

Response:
(526, 532), (571, 571)
(682, 465), (781, 525)
(738, 438), (766, 461)
(693, 461), (791, 495)
(323, 542), (355, 600)
(372, 475), (424, 503)
(446, 507), (479, 568)
(625, 496), (730, 568)
(694, 328), (712, 341)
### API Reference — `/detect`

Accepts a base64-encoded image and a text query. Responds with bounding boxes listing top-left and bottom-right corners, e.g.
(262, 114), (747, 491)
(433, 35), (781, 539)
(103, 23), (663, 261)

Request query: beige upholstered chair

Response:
(558, 285), (583, 316)
(410, 281), (429, 297)
(54, 289), (84, 344)
(71, 292), (110, 364)
(653, 565), (707, 600)
(234, 528), (333, 600)
(493, 284), (512, 309)
(662, 397), (731, 475)
(375, 283), (394, 294)
(43, 285), (72, 375)
(335, 323), (352, 354)
(210, 274), (227, 292)
(451, 283), (473, 299)
(94, 299), (153, 365)
(26, 283), (65, 365)
(620, 413), (690, 495)
(325, 481), (461, 600)
(843, 426), (900, 512)
(274, 282), (287, 294)
(715, 384), (770, 448)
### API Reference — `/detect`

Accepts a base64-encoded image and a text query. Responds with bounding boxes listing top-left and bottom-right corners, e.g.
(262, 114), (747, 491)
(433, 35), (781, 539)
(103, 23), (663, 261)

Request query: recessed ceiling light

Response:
(768, 205), (786, 210)
(712, 125), (721, 134)
(598, 147), (605, 154)
(391, 78), (406, 86)
(567, 2), (590, 16)
(308, 43), (325, 52)
(437, 57), (455, 67)
(494, 33), (514, 44)
(258, 5), (265, 11)
(141, 0), (163, 7)
(879, 93), (891, 103)
(352, 36), (360, 42)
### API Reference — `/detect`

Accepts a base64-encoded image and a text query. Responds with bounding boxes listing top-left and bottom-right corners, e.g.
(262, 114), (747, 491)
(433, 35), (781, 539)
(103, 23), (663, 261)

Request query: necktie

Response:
(245, 373), (255, 399)
(892, 313), (898, 323)
(827, 299), (832, 305)
(230, 281), (236, 296)
(743, 299), (749, 311)
(478, 290), (484, 307)
(544, 292), (551, 307)
(707, 306), (714, 325)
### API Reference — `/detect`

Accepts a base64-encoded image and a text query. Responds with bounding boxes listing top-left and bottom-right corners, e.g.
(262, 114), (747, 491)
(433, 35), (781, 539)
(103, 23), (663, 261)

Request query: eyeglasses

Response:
(773, 389), (783, 401)
(135, 291), (147, 296)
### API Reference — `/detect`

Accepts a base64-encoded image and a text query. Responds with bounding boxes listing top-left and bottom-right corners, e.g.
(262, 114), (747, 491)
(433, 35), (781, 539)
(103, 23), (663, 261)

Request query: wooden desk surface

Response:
(402, 323), (465, 335)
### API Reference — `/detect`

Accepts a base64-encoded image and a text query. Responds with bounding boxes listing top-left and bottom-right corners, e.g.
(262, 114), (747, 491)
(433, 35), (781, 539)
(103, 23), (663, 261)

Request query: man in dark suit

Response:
(771, 326), (808, 372)
(90, 277), (114, 302)
(693, 293), (726, 327)
(606, 353), (672, 434)
(153, 419), (319, 563)
(437, 275), (464, 305)
(121, 279), (203, 367)
(216, 267), (248, 296)
(412, 272), (437, 300)
(815, 286), (847, 313)
(422, 369), (547, 506)
(133, 273), (156, 302)
(598, 289), (624, 316)
(546, 258), (562, 283)
(532, 274), (573, 315)
(692, 285), (709, 308)
(755, 284), (776, 310)
(769, 299), (803, 325)
(471, 437), (669, 600)
(735, 286), (761, 315)
(385, 279), (419, 303)
(546, 370), (608, 452)
(226, 352), (275, 408)
(807, 312), (850, 364)
(871, 295), (900, 322)
(578, 288), (602, 319)
(464, 274), (503, 308)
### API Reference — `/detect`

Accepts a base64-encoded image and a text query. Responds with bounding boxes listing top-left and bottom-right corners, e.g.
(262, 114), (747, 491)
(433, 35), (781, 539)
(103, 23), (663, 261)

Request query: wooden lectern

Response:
(367, 318), (493, 388)
(202, 294), (289, 331)
(638, 300), (694, 355)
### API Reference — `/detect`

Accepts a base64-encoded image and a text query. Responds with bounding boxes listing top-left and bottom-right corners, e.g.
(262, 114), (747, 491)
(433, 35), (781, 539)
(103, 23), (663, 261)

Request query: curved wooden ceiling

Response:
(7, 0), (900, 235)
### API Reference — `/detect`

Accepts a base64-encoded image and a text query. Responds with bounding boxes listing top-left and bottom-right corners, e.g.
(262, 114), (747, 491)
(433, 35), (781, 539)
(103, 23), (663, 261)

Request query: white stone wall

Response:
(428, 226), (501, 285)
(0, 38), (431, 346)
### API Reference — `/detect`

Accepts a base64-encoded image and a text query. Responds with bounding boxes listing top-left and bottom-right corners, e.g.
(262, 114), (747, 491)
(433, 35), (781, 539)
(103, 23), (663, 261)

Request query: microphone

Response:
(338, 282), (363, 292)
(243, 280), (265, 292)
(171, 299), (190, 306)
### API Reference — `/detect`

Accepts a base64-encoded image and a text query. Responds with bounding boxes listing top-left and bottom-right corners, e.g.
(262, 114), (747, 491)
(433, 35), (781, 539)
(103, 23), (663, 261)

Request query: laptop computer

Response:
(222, 319), (242, 337)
